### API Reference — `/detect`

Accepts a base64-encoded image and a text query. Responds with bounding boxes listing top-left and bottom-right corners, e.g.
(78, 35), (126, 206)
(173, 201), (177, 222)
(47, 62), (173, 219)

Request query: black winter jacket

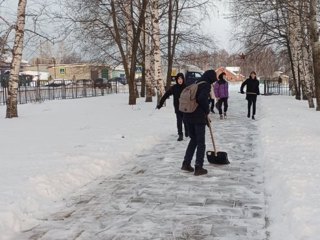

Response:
(240, 78), (260, 95)
(158, 83), (186, 113)
(183, 70), (217, 124)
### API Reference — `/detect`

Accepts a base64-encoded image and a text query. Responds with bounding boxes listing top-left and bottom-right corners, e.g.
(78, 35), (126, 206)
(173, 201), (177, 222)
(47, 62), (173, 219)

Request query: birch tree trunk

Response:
(140, 16), (146, 98)
(145, 34), (153, 102)
(299, 1), (314, 108)
(144, 9), (153, 102)
(151, 0), (165, 104)
(287, 0), (302, 100)
(6, 0), (27, 118)
(309, 0), (320, 110)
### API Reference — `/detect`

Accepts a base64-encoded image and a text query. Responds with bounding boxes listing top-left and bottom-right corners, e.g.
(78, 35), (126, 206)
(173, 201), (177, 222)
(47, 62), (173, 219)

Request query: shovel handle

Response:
(207, 115), (218, 157)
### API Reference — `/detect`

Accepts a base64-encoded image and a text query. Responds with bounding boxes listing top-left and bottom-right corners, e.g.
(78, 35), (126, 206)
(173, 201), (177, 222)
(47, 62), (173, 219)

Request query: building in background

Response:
(215, 66), (245, 82)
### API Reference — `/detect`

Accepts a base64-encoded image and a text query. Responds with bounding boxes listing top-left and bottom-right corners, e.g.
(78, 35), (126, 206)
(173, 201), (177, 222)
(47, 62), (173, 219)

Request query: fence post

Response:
(62, 80), (66, 99)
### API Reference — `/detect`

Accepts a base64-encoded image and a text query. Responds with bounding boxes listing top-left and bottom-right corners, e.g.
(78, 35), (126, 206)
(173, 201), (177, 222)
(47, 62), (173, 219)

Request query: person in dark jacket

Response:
(182, 69), (217, 176)
(157, 73), (188, 141)
(240, 71), (260, 120)
(214, 72), (229, 119)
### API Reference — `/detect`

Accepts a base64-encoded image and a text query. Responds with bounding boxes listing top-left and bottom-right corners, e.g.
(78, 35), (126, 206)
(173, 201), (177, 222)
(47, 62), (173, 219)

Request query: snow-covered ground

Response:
(259, 95), (320, 240)
(0, 85), (319, 240)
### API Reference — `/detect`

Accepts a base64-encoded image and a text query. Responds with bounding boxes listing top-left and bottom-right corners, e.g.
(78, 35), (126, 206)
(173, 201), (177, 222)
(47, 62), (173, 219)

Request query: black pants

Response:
(247, 95), (257, 116)
(216, 98), (228, 115)
(209, 98), (215, 112)
(176, 111), (188, 136)
(183, 123), (206, 167)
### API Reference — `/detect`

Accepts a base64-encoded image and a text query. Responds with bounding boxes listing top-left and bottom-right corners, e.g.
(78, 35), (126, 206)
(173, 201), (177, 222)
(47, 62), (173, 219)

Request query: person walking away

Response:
(214, 72), (229, 119)
(157, 73), (188, 141)
(181, 70), (217, 176)
(240, 71), (260, 120)
(209, 83), (216, 113)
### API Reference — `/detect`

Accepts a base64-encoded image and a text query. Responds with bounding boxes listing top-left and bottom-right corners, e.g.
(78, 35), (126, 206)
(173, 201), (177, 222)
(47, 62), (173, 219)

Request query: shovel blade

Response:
(206, 151), (229, 165)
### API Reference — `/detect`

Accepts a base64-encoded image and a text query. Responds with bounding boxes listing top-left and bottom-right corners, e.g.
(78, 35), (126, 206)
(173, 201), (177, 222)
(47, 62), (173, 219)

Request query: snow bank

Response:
(260, 95), (320, 240)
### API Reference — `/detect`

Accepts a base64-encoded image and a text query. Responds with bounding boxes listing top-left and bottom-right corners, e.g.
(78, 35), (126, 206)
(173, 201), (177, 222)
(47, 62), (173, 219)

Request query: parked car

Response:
(185, 71), (202, 86)
(93, 78), (111, 89)
(45, 79), (67, 87)
(108, 77), (127, 85)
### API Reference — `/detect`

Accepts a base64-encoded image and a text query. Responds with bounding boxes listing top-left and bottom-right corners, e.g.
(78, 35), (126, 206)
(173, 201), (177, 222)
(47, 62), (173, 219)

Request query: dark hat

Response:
(218, 72), (226, 80)
(200, 70), (217, 84)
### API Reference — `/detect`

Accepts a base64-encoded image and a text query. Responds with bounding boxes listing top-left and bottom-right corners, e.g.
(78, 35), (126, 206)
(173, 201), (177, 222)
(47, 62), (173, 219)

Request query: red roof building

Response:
(216, 67), (245, 82)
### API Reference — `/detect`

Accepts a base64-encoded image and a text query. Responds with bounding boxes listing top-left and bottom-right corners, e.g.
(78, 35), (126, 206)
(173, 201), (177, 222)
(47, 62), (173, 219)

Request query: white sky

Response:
(1, 0), (236, 58)
(202, 1), (235, 51)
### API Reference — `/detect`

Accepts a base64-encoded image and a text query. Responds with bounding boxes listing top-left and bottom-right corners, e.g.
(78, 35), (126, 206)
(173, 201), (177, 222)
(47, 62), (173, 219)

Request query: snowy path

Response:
(18, 94), (267, 240)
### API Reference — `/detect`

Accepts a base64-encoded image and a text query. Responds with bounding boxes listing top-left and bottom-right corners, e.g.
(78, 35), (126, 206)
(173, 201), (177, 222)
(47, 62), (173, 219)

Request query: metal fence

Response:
(262, 80), (292, 96)
(0, 82), (128, 105)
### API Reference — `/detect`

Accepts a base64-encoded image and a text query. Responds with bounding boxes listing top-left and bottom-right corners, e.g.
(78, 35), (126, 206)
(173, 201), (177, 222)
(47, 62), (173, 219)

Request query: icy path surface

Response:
(19, 95), (267, 240)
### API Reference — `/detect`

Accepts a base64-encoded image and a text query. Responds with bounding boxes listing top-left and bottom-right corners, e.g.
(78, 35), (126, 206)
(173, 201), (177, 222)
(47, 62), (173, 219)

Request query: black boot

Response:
(177, 134), (183, 141)
(181, 163), (194, 172)
(194, 166), (208, 176)
(247, 112), (250, 118)
(252, 115), (255, 120)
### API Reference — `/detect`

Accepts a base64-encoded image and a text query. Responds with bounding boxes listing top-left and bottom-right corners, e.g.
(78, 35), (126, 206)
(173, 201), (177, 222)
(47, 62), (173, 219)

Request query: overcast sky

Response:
(202, 1), (235, 52)
(1, 0), (235, 59)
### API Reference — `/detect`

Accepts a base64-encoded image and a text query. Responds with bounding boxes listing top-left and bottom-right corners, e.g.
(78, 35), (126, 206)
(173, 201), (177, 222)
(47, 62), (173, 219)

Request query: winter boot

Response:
(194, 166), (208, 176)
(181, 163), (194, 172)
(224, 112), (227, 119)
(220, 114), (223, 120)
(252, 115), (255, 120)
(177, 134), (183, 141)
(247, 112), (250, 118)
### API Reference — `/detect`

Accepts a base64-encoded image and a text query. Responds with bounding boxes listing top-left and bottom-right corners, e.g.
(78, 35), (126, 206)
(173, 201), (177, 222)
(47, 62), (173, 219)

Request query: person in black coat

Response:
(157, 73), (188, 141)
(240, 71), (260, 119)
(182, 69), (217, 176)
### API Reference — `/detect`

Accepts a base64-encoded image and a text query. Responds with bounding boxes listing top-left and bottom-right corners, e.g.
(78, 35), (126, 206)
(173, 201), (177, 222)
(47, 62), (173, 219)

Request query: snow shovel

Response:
(206, 116), (230, 165)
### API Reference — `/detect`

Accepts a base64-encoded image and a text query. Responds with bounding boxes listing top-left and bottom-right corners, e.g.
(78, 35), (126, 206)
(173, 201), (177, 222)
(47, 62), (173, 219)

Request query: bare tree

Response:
(151, 0), (165, 103)
(309, 0), (320, 110)
(163, 0), (213, 90)
(6, 0), (28, 118)
(230, 0), (317, 108)
(63, 0), (148, 105)
(144, 7), (154, 102)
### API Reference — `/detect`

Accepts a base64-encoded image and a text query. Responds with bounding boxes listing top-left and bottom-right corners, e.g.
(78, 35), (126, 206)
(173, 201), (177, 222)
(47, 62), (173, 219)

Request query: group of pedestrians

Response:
(157, 70), (260, 176)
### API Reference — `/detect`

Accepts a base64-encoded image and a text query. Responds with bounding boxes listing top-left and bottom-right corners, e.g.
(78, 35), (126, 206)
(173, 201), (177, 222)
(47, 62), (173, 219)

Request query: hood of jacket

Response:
(175, 72), (185, 85)
(199, 70), (217, 84)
